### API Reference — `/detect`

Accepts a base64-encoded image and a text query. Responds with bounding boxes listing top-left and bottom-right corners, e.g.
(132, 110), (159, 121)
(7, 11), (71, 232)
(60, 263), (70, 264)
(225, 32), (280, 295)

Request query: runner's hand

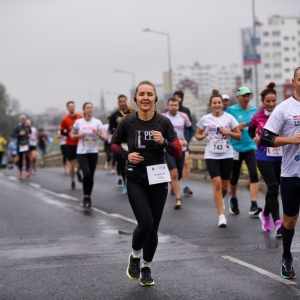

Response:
(152, 130), (164, 145)
(128, 152), (144, 164)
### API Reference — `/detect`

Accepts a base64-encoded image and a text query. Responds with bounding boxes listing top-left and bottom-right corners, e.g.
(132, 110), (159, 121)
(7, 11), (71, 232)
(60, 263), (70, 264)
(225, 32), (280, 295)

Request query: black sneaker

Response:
(76, 171), (82, 183)
(117, 179), (123, 187)
(229, 197), (239, 215)
(281, 256), (296, 279)
(183, 186), (193, 196)
(140, 267), (155, 286)
(126, 254), (140, 280)
(71, 181), (75, 190)
(249, 204), (262, 217)
(81, 197), (92, 208)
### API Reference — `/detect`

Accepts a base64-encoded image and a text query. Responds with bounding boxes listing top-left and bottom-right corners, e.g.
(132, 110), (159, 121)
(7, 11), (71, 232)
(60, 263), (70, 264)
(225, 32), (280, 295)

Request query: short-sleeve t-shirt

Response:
(29, 127), (38, 146)
(110, 112), (178, 167)
(162, 111), (192, 151)
(226, 104), (257, 152)
(73, 117), (104, 154)
(196, 112), (239, 159)
(264, 96), (300, 177)
(60, 114), (83, 146)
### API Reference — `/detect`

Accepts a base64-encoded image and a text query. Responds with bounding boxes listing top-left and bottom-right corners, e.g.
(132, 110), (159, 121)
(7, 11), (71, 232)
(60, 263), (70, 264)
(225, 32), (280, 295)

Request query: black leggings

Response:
(114, 153), (126, 182)
(230, 150), (258, 185)
(257, 161), (281, 222)
(18, 151), (30, 172)
(127, 179), (168, 262)
(60, 145), (67, 164)
(104, 141), (111, 163)
(77, 153), (98, 196)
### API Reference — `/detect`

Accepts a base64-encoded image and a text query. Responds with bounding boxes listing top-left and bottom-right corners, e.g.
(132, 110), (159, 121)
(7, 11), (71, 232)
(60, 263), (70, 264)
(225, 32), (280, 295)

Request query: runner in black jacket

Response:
(111, 81), (182, 286)
(11, 114), (32, 179)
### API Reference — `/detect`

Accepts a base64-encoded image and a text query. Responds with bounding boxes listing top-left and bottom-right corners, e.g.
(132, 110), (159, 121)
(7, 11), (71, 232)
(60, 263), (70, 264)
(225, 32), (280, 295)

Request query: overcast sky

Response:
(0, 0), (299, 115)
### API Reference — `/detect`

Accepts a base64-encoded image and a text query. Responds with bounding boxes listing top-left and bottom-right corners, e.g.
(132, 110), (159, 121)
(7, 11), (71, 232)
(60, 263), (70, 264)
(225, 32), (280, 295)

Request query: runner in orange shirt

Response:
(60, 101), (83, 189)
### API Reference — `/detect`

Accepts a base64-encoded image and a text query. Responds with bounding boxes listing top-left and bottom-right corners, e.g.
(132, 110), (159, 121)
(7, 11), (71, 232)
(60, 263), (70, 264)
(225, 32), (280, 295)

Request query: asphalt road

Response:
(1, 167), (300, 300)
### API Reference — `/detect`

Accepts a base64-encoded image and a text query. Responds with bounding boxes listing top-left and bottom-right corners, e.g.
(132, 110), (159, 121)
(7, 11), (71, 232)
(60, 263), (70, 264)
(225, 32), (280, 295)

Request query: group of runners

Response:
(3, 66), (300, 285)
(111, 68), (300, 285)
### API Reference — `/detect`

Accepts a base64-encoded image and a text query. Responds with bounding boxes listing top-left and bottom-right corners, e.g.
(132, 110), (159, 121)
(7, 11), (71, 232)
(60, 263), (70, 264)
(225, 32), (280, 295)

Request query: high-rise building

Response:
(242, 15), (300, 104)
(165, 62), (242, 121)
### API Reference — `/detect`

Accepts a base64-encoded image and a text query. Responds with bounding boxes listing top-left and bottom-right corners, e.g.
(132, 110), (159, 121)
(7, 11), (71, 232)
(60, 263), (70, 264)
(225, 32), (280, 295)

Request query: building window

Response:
(292, 36), (295, 40)
(264, 53), (270, 58)
(264, 63), (271, 68)
(272, 31), (280, 37)
(286, 79), (290, 83)
(263, 42), (270, 47)
(284, 47), (289, 51)
(263, 32), (269, 37)
(273, 63), (281, 68)
(292, 47), (296, 51)
(284, 58), (290, 62)
(285, 69), (291, 72)
(283, 36), (289, 40)
(272, 42), (281, 47)
(273, 52), (281, 59)
(274, 74), (282, 79)
(293, 58), (297, 62)
(265, 74), (271, 79)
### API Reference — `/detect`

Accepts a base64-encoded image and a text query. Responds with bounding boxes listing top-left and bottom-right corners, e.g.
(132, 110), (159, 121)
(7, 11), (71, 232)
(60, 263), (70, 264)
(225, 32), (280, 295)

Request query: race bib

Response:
(146, 164), (171, 185)
(233, 150), (239, 160)
(19, 144), (29, 152)
(209, 140), (227, 153)
(83, 138), (95, 148)
(267, 147), (282, 157)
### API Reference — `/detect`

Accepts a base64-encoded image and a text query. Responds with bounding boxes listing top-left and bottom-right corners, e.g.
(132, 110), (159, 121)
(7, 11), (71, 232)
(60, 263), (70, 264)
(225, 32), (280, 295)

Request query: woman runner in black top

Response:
(110, 81), (182, 286)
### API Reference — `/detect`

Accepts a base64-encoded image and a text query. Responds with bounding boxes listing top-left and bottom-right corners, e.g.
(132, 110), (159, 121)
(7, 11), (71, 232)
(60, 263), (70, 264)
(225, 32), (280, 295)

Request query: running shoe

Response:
(110, 169), (116, 174)
(19, 172), (23, 180)
(81, 197), (92, 208)
(249, 204), (262, 217)
(281, 256), (296, 279)
(123, 185), (128, 194)
(174, 199), (183, 209)
(140, 267), (155, 286)
(76, 170), (82, 183)
(218, 215), (227, 228)
(71, 181), (75, 190)
(126, 254), (140, 280)
(26, 171), (30, 178)
(259, 211), (271, 231)
(104, 161), (108, 169)
(228, 197), (239, 215)
(275, 220), (282, 237)
(117, 179), (123, 187)
(183, 186), (193, 196)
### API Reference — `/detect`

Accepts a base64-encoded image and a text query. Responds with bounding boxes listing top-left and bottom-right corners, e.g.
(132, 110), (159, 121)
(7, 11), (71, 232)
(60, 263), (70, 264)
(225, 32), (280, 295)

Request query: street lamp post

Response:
(252, 0), (259, 109)
(143, 28), (172, 93)
(114, 69), (136, 99)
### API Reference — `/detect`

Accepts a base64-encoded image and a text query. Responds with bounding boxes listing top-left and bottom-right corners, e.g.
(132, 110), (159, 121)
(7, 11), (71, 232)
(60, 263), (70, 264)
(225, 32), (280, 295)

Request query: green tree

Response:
(0, 83), (20, 139)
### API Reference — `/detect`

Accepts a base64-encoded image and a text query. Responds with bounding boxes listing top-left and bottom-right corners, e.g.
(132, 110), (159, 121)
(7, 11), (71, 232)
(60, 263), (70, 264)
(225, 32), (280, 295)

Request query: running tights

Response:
(114, 153), (126, 182)
(127, 179), (168, 262)
(77, 153), (98, 196)
(18, 151), (30, 172)
(257, 161), (281, 222)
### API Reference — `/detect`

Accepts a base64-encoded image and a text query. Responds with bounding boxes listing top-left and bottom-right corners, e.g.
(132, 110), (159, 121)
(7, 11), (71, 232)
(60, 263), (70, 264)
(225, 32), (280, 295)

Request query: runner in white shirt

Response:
(162, 97), (194, 209)
(71, 102), (106, 207)
(195, 89), (241, 227)
(26, 119), (38, 174)
(103, 117), (112, 170)
(261, 67), (300, 279)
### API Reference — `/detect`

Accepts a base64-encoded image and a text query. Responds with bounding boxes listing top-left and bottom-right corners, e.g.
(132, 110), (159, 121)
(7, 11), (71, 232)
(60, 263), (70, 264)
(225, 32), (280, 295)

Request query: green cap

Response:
(237, 86), (251, 96)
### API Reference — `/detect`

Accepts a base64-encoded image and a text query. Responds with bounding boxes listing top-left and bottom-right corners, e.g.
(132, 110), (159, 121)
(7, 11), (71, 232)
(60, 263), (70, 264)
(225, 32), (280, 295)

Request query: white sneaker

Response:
(104, 162), (108, 169)
(218, 215), (227, 228)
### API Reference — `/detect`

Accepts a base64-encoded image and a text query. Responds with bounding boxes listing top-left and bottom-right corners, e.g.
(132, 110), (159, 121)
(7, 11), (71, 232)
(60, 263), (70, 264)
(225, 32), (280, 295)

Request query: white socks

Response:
(142, 260), (151, 268)
(131, 249), (141, 258)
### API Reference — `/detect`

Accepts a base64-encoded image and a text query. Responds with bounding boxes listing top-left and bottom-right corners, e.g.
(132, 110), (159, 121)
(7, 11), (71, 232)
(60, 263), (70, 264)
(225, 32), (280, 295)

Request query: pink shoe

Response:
(259, 211), (271, 232)
(275, 220), (282, 237)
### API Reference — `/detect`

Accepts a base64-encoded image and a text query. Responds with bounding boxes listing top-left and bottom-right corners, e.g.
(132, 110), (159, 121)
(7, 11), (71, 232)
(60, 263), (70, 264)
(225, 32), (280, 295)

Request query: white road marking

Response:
(91, 207), (111, 216)
(110, 213), (137, 225)
(29, 183), (41, 188)
(58, 194), (78, 201)
(8, 176), (17, 181)
(221, 256), (297, 285)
